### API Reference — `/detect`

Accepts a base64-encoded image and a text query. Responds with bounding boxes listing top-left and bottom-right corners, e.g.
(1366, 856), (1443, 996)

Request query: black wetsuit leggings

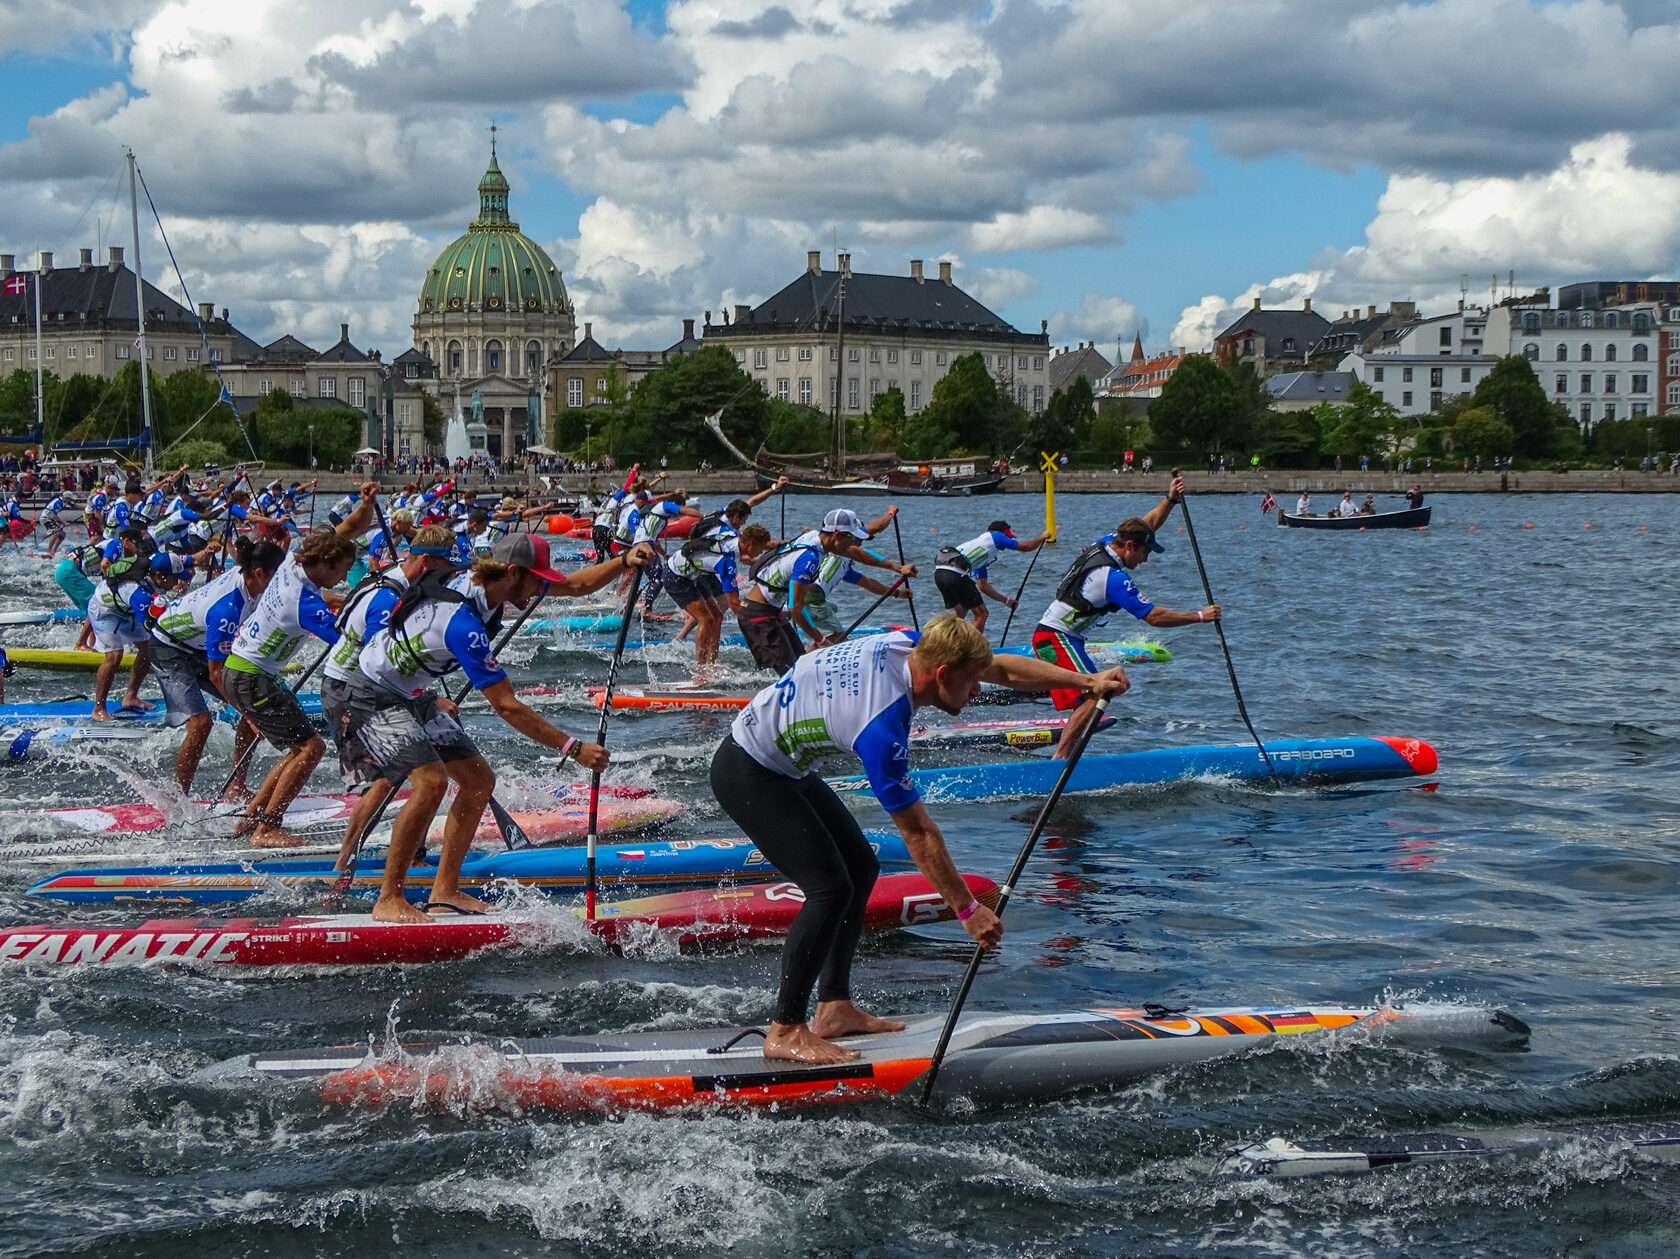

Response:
(710, 735), (880, 1025)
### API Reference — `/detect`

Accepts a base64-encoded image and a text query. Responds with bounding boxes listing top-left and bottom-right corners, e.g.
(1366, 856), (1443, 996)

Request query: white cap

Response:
(822, 508), (869, 539)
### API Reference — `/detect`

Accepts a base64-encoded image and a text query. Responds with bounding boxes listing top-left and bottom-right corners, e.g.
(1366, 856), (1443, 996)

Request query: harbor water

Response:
(0, 490), (1676, 1258)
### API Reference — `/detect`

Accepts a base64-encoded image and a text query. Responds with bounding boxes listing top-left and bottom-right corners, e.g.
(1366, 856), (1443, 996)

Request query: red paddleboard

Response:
(586, 687), (752, 712)
(0, 872), (998, 967)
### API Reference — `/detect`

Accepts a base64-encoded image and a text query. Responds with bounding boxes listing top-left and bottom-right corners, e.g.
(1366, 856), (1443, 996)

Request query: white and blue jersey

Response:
(671, 546), (740, 593)
(149, 507), (204, 548)
(149, 551), (196, 581)
(634, 502), (682, 547)
(139, 489), (165, 522)
(937, 529), (1017, 580)
(100, 536), (126, 565)
(329, 492), (359, 522)
(324, 571), (409, 685)
(1038, 559), (1153, 640)
(40, 495), (69, 526)
(357, 573), (506, 700)
(86, 490), (109, 519)
(731, 631), (922, 814)
(89, 577), (152, 636)
(225, 554), (339, 677)
(104, 499), (135, 530)
(751, 546), (822, 608)
(152, 567), (249, 660)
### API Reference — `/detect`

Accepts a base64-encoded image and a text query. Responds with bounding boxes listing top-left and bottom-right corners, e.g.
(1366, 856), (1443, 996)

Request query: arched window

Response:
(1557, 312), (1572, 329)
(526, 340), (542, 375)
(447, 340), (462, 374)
(1580, 311), (1594, 328)
(485, 340), (502, 373)
(422, 342), (430, 360)
(1603, 311), (1619, 328)
(1523, 343), (1540, 361)
(1581, 344), (1593, 361)
(1523, 312), (1541, 333)
(1633, 312), (1652, 333)
(1666, 354), (1680, 375)
(1556, 344), (1568, 361)
(1630, 341), (1647, 362)
(1605, 343), (1618, 361)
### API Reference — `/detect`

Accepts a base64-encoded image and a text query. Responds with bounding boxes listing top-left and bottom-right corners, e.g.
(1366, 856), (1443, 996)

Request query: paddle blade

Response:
(488, 795), (531, 851)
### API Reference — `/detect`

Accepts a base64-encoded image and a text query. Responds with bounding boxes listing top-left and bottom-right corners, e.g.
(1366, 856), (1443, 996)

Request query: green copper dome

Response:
(419, 147), (569, 317)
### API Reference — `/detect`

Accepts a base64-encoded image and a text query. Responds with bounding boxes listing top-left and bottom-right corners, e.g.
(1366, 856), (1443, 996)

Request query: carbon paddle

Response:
(890, 511), (919, 630)
(1172, 470), (1276, 780)
(917, 694), (1111, 1105)
(994, 543), (1044, 649)
(837, 575), (910, 641)
(586, 562), (645, 920)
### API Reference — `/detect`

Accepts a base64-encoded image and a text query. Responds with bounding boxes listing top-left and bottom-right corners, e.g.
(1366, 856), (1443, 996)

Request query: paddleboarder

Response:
(1033, 476), (1220, 757)
(665, 523), (774, 683)
(222, 530), (358, 846)
(932, 520), (1051, 635)
(710, 613), (1129, 1065)
(149, 536), (285, 796)
(350, 533), (657, 921)
(88, 538), (158, 722)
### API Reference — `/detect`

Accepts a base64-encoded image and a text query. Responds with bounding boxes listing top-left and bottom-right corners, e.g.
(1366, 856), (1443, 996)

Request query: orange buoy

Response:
(1469, 526), (1476, 531)
(1238, 524), (1246, 530)
(1641, 525), (1648, 531)
(1525, 523), (1533, 528)
(1584, 523), (1591, 529)
(551, 513), (574, 534)
(546, 515), (565, 534)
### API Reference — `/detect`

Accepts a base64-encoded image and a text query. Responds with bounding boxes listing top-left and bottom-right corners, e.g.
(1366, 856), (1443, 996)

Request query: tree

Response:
(1147, 354), (1245, 456)
(1320, 380), (1403, 462)
(1255, 407), (1323, 468)
(622, 346), (769, 465)
(764, 400), (829, 454)
(916, 353), (1023, 456)
(897, 406), (955, 458)
(1029, 388), (1076, 456)
(1450, 405), (1515, 459)
(420, 391), (447, 451)
(1471, 356), (1561, 457)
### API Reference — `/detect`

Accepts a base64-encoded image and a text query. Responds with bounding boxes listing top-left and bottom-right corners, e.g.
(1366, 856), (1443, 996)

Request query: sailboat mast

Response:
(32, 265), (44, 437)
(126, 147), (154, 478)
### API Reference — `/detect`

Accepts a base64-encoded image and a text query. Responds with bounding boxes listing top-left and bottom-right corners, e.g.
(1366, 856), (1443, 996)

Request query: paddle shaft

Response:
(889, 512), (918, 630)
(586, 563), (645, 920)
(214, 641), (333, 801)
(994, 542), (1044, 649)
(839, 575), (909, 640)
(917, 695), (1112, 1106)
(1171, 473), (1277, 780)
(331, 587), (551, 890)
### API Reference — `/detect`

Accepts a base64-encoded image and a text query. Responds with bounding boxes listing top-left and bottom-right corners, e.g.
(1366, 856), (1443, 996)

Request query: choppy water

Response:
(0, 489), (1676, 1258)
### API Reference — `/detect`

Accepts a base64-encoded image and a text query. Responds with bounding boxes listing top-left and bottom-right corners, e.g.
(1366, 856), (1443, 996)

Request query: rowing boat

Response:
(200, 1003), (1527, 1112)
(0, 871), (996, 967)
(825, 736), (1437, 799)
(26, 831), (916, 905)
(1278, 506), (1431, 530)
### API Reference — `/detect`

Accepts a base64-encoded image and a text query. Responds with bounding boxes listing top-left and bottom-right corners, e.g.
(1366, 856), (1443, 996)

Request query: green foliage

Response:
(1319, 380), (1403, 459)
(915, 353), (1024, 456)
(1034, 376), (1097, 454)
(869, 386), (906, 432)
(553, 406), (599, 450)
(1256, 407), (1322, 468)
(253, 391), (363, 466)
(170, 438), (230, 467)
(764, 400), (829, 454)
(897, 407), (955, 458)
(1450, 405), (1515, 458)
(609, 346), (769, 465)
(420, 392), (447, 450)
(1148, 356), (1256, 456)
(1588, 414), (1680, 459)
(1470, 356), (1562, 456)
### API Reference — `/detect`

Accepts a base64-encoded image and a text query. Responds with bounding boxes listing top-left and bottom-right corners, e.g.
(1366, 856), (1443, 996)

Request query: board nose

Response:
(1376, 736), (1438, 776)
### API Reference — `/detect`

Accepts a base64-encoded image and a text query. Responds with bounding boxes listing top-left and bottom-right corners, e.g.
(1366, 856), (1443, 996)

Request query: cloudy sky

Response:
(4, 0), (1680, 363)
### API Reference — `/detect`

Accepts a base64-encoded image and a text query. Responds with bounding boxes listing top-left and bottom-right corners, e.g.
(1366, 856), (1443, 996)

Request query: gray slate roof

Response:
(559, 333), (613, 363)
(0, 262), (242, 338)
(1265, 370), (1356, 402)
(315, 334), (371, 364)
(1048, 344), (1112, 394)
(258, 335), (318, 363)
(1215, 308), (1331, 351)
(712, 267), (1044, 343)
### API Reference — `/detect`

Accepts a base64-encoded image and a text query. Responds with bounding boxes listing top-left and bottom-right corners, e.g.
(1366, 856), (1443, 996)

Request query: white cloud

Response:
(1172, 273), (1326, 352)
(1049, 292), (1146, 358)
(967, 206), (1113, 253)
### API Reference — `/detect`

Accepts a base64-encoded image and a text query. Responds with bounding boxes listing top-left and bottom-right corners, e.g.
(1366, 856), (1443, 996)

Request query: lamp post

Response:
(307, 424), (315, 471)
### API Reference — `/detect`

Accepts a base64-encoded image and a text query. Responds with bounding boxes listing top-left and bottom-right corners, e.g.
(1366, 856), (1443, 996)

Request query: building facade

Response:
(0, 247), (255, 384)
(1213, 299), (1331, 377)
(703, 252), (1051, 416)
(410, 143), (576, 457)
(1096, 335), (1195, 413)
(1482, 298), (1661, 431)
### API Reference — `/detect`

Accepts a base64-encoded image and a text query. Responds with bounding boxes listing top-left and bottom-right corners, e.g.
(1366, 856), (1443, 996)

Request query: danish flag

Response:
(2, 275), (26, 296)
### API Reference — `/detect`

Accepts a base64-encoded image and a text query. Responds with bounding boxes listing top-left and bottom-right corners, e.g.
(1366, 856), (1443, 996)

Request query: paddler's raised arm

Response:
(980, 654), (1130, 700)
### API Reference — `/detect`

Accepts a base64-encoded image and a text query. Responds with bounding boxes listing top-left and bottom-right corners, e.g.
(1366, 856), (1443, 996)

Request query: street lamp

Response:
(307, 424), (315, 471)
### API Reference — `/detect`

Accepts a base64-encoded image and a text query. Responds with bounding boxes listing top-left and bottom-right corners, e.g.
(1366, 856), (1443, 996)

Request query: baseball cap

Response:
(491, 533), (569, 582)
(1114, 516), (1165, 554)
(821, 508), (869, 540)
(988, 519), (1014, 538)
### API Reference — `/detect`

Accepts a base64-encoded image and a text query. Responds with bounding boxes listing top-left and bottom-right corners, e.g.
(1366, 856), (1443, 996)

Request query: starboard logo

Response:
(1272, 746), (1356, 761)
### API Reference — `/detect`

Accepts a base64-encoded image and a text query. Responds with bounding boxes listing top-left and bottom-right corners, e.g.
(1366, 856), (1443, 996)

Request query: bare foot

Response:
(120, 697), (157, 712)
(371, 894), (430, 924)
(762, 1022), (859, 1065)
(250, 827), (310, 848)
(811, 1000), (906, 1039)
(90, 707), (112, 722)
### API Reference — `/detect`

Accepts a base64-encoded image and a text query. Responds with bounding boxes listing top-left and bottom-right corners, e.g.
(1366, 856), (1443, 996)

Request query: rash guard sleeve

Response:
(852, 694), (919, 814)
(298, 585), (341, 645)
(443, 604), (508, 690)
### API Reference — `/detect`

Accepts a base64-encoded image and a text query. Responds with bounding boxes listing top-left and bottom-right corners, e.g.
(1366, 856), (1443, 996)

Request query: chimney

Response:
(0, 254), (12, 275)
(734, 303), (749, 323)
(1302, 297), (1312, 313)
(221, 307), (228, 321)
(1367, 305), (1376, 318)
(807, 250), (822, 275)
(108, 246), (124, 272)
(339, 322), (349, 343)
(198, 302), (214, 321)
(910, 259), (923, 283)
(704, 310), (711, 326)
(1457, 299), (1465, 312)
(584, 322), (592, 340)
(1252, 297), (1262, 310)
(683, 317), (694, 340)
(938, 261), (952, 284)
(838, 252), (851, 276)
(79, 248), (93, 270)
(38, 251), (52, 272)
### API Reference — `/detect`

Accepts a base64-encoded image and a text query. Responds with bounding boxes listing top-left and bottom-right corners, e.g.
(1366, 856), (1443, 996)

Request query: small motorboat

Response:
(1279, 505), (1431, 530)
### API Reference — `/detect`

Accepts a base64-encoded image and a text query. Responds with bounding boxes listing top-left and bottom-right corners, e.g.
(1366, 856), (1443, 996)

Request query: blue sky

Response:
(1, 1), (1675, 357)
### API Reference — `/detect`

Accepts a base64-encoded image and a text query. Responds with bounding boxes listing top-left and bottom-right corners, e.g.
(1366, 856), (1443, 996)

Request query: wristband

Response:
(1197, 610), (1204, 622)
(558, 735), (579, 762)
(955, 898), (980, 921)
